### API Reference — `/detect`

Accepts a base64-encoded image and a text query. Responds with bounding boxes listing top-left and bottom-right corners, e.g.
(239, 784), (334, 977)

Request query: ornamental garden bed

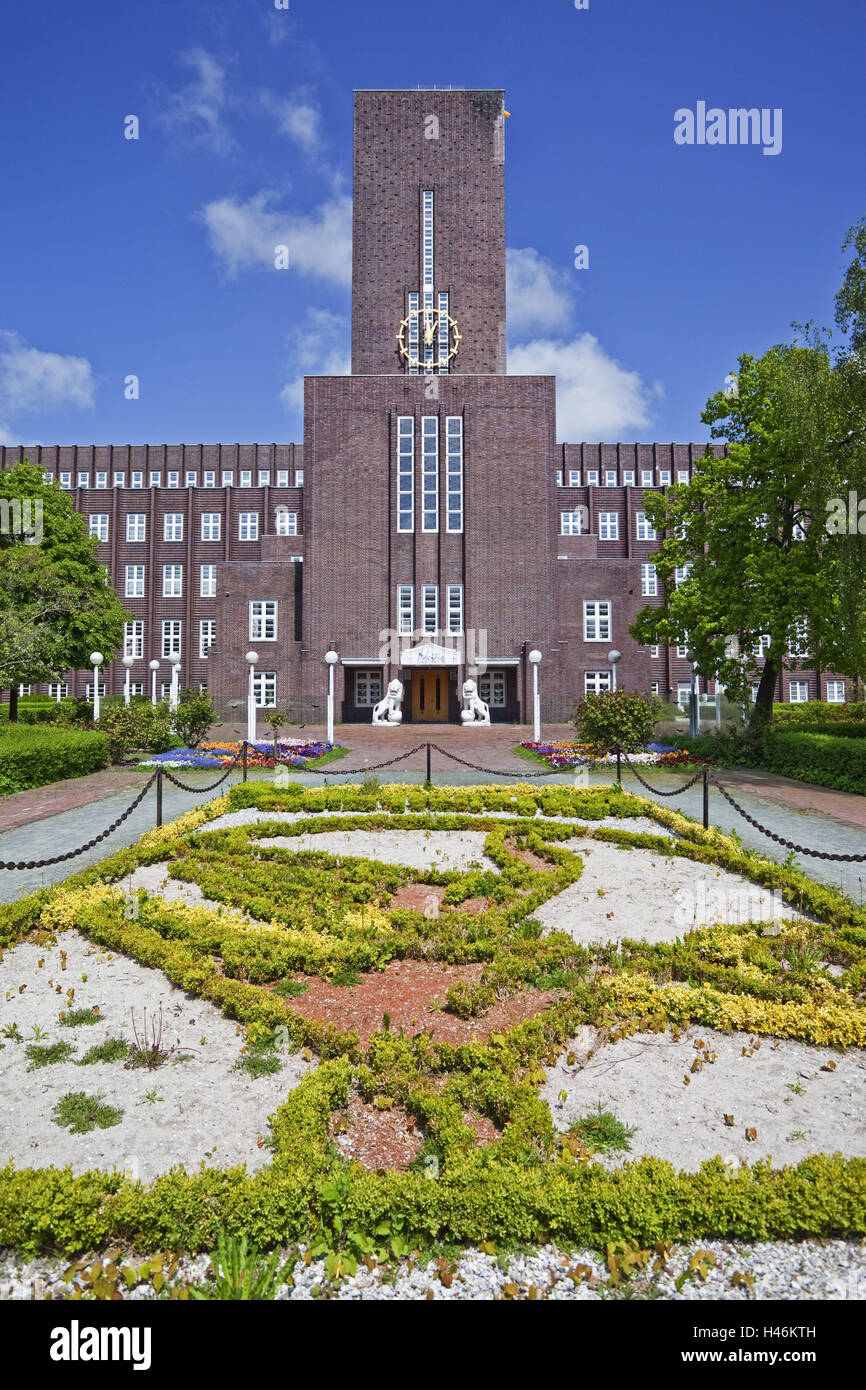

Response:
(0, 780), (864, 1297)
(139, 739), (341, 770)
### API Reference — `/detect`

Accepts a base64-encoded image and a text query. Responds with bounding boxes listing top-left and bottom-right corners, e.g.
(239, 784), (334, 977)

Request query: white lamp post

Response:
(686, 649), (699, 738)
(608, 649), (622, 692)
(325, 649), (339, 745)
(122, 655), (135, 708)
(149, 660), (160, 707)
(89, 652), (103, 722)
(528, 649), (542, 743)
(246, 651), (259, 745)
(169, 659), (181, 715)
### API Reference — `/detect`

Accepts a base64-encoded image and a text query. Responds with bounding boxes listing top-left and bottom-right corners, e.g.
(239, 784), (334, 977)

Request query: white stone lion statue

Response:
(460, 678), (490, 726)
(372, 678), (404, 725)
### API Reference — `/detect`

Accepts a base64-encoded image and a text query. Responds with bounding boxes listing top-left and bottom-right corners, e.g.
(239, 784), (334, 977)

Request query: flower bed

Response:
(141, 740), (338, 770)
(520, 741), (677, 770)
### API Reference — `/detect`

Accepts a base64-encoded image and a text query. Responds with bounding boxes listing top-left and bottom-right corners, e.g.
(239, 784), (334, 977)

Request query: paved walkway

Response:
(0, 766), (150, 834)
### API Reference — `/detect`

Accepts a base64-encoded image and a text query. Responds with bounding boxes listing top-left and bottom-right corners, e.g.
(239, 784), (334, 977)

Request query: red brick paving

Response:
(0, 767), (150, 834)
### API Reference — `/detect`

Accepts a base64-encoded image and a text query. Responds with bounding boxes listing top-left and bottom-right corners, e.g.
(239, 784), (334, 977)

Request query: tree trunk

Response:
(8, 686), (18, 724)
(748, 660), (779, 735)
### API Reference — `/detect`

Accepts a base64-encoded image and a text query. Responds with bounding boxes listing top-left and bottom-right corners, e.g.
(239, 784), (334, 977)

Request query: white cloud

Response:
(156, 49), (236, 156)
(506, 247), (575, 335)
(261, 89), (324, 158)
(508, 334), (657, 440)
(280, 308), (349, 411)
(199, 192), (352, 286)
(0, 332), (95, 421)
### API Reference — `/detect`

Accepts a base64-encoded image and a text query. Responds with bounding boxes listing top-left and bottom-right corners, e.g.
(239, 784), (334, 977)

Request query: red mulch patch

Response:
(286, 958), (561, 1048)
(331, 1093), (424, 1171)
(388, 884), (488, 915)
(504, 836), (553, 872)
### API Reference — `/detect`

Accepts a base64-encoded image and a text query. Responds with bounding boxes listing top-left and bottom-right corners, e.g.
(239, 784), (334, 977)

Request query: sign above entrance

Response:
(400, 642), (460, 667)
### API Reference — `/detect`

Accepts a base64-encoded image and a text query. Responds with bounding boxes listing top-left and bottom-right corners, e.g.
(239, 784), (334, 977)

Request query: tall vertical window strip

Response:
(422, 191), (434, 371)
(422, 416), (439, 531)
(408, 292), (419, 375)
(446, 585), (464, 633)
(397, 418), (414, 532)
(446, 417), (464, 533)
(422, 585), (438, 633)
(397, 585), (414, 637)
(438, 291), (450, 375)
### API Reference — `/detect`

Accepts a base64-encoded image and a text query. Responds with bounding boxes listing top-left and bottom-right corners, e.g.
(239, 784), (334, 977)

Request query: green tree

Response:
(0, 463), (130, 720)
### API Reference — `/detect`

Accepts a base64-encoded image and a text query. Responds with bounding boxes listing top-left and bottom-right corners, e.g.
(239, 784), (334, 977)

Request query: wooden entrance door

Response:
(411, 670), (449, 722)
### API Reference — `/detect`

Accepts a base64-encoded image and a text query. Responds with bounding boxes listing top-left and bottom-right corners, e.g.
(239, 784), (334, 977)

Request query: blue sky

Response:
(1, 0), (863, 448)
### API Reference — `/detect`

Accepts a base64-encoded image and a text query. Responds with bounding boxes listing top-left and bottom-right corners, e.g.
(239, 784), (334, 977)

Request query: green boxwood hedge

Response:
(761, 728), (866, 794)
(0, 724), (109, 794)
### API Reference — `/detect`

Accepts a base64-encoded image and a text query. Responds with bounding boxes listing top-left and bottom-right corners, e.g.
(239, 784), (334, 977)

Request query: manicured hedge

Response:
(762, 728), (866, 795)
(773, 701), (866, 724)
(0, 725), (109, 794)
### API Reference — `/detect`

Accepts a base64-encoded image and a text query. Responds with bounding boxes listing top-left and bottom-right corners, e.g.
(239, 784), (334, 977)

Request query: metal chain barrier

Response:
(618, 747), (706, 797)
(428, 743), (560, 777)
(0, 773), (159, 871)
(707, 771), (866, 863)
(300, 743), (429, 776)
(159, 747), (245, 794)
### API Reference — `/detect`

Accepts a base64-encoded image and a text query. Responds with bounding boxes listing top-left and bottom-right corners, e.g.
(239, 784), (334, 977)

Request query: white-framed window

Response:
(561, 510), (584, 536)
(397, 417), (414, 532)
(641, 470), (653, 486)
(674, 563), (693, 587)
(163, 564), (183, 598)
(113, 471), (125, 488)
(397, 584), (414, 636)
(123, 620), (144, 659)
(650, 681), (660, 695)
(650, 645), (660, 659)
(250, 600), (278, 641)
(258, 470), (271, 487)
(131, 471), (144, 489)
(789, 680), (809, 703)
(253, 671), (277, 708)
(677, 470), (689, 484)
(85, 682), (106, 700)
(355, 669), (383, 707)
(161, 620), (182, 659)
(422, 584), (438, 634)
(200, 564), (217, 598)
(586, 469), (599, 485)
(446, 416), (464, 533)
(568, 469), (581, 486)
(636, 511), (656, 540)
(294, 469), (304, 488)
(125, 564), (145, 597)
(185, 471), (197, 488)
(203, 471), (216, 488)
(421, 416), (439, 532)
(658, 470), (671, 486)
(598, 511), (619, 540)
(446, 584), (464, 634)
(149, 472), (161, 488)
(240, 470), (252, 487)
(622, 469), (635, 485)
(17, 684), (31, 696)
(160, 682), (172, 701)
(584, 600), (611, 642)
(95, 471), (108, 489)
(789, 620), (809, 658)
(77, 472), (90, 489)
(604, 470), (617, 487)
(276, 470), (289, 487)
(164, 513), (184, 542)
(792, 520), (807, 541)
(126, 512), (146, 542)
(167, 471), (180, 488)
(275, 509), (298, 536)
(129, 682), (144, 697)
(201, 512), (221, 542)
(199, 620), (216, 659)
(677, 683), (693, 708)
(677, 644), (688, 658)
(826, 681), (845, 704)
(641, 562), (658, 596)
(59, 473), (72, 489)
(478, 670), (507, 708)
(42, 472), (54, 485)
(88, 514), (109, 542)
(585, 670), (612, 694)
(48, 682), (69, 700)
(754, 633), (772, 659)
(239, 512), (259, 541)
(555, 470), (563, 487)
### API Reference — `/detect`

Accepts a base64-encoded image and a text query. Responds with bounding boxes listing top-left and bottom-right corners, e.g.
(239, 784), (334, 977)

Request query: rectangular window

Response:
(95, 472), (108, 489)
(200, 564), (217, 598)
(677, 470), (689, 484)
(295, 469), (304, 487)
(478, 670), (507, 708)
(253, 671), (277, 709)
(584, 670), (612, 694)
(199, 620), (216, 659)
(163, 564), (183, 597)
(586, 469), (599, 485)
(446, 585), (464, 634)
(258, 470), (271, 487)
(161, 621), (182, 659)
(604, 470), (617, 486)
(397, 585), (414, 637)
(239, 512), (259, 540)
(677, 683), (693, 709)
(826, 680), (845, 704)
(42, 472), (54, 485)
(89, 514), (109, 542)
(397, 417), (414, 532)
(789, 620), (809, 658)
(126, 512), (146, 542)
(650, 645), (660, 659)
(555, 470), (563, 487)
(167, 471), (180, 488)
(160, 682), (172, 701)
(123, 620), (144, 659)
(222, 471), (234, 487)
(355, 669), (383, 707)
(789, 680), (809, 703)
(185, 471), (197, 488)
(658, 470), (671, 485)
(754, 633), (771, 659)
(48, 682), (69, 700)
(677, 644), (688, 659)
(568, 469), (581, 486)
(623, 469), (635, 485)
(641, 562), (658, 596)
(203, 471), (216, 488)
(422, 584), (438, 634)
(275, 509), (298, 536)
(85, 683), (106, 700)
(125, 564), (145, 597)
(598, 511), (619, 540)
(59, 473), (72, 489)
(149, 472), (161, 488)
(164, 513), (184, 542)
(131, 471), (143, 489)
(240, 470), (252, 487)
(650, 681), (660, 695)
(674, 563), (692, 587)
(641, 470), (653, 486)
(249, 600), (278, 641)
(113, 472), (125, 488)
(636, 511), (656, 540)
(201, 512), (221, 542)
(584, 600), (611, 642)
(422, 416), (439, 531)
(561, 510), (584, 536)
(276, 470), (289, 487)
(130, 682), (144, 697)
(446, 416), (464, 533)
(17, 684), (31, 696)
(77, 472), (89, 489)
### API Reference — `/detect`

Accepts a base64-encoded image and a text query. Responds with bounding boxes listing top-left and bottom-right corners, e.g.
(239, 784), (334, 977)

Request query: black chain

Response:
(159, 748), (244, 793)
(428, 743), (559, 777)
(708, 772), (866, 862)
(301, 744), (429, 775)
(0, 773), (159, 871)
(618, 747), (706, 797)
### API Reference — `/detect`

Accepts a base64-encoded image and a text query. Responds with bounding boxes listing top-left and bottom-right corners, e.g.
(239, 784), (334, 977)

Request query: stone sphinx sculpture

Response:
(460, 678), (490, 726)
(372, 678), (404, 725)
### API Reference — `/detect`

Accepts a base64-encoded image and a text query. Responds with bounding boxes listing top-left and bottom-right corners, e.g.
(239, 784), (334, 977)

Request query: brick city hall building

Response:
(0, 91), (846, 722)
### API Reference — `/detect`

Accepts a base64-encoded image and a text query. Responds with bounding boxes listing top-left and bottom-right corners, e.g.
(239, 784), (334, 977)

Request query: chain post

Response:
(702, 763), (710, 830)
(156, 767), (163, 828)
(616, 744), (622, 784)
(242, 740), (249, 783)
(426, 741), (432, 787)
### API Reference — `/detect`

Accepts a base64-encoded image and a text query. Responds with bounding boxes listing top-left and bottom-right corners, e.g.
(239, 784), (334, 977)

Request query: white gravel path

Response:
(540, 1024), (866, 1172)
(0, 932), (314, 1181)
(204, 807), (666, 837)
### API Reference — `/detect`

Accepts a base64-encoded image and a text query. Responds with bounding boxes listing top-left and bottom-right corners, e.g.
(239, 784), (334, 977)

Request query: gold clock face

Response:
(397, 307), (461, 371)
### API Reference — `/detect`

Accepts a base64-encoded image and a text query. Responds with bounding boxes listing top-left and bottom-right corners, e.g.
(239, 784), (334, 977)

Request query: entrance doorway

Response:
(410, 670), (449, 722)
